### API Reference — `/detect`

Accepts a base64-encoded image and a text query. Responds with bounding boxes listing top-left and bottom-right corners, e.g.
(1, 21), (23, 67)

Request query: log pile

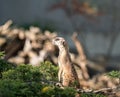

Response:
(0, 20), (57, 65)
(0, 20), (120, 96)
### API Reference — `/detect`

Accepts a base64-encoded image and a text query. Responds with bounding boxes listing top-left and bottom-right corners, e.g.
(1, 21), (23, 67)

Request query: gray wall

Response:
(0, 0), (120, 56)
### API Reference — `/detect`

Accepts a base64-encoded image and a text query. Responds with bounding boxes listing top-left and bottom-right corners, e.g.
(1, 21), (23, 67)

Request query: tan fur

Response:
(52, 37), (80, 87)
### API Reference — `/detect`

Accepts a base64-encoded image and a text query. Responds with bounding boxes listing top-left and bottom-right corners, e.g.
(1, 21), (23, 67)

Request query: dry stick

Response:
(72, 33), (86, 61)
(78, 86), (119, 96)
(93, 87), (118, 93)
(72, 32), (89, 80)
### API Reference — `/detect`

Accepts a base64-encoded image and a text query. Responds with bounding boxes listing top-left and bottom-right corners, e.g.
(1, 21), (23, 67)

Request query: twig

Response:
(93, 87), (118, 93)
(78, 86), (120, 95)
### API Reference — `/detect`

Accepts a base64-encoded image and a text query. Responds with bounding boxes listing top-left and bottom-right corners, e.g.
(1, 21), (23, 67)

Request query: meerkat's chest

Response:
(58, 51), (77, 76)
(58, 56), (72, 69)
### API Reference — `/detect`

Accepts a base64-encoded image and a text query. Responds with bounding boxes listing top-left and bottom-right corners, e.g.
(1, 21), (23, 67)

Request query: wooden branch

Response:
(93, 87), (119, 93)
(71, 32), (106, 75)
(72, 32), (86, 61)
(77, 86), (119, 96)
(72, 32), (89, 80)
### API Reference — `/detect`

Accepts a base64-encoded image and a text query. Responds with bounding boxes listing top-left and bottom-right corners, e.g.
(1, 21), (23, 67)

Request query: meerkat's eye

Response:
(55, 38), (60, 41)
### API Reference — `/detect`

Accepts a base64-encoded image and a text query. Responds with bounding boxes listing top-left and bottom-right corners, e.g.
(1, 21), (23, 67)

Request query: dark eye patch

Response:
(55, 38), (60, 41)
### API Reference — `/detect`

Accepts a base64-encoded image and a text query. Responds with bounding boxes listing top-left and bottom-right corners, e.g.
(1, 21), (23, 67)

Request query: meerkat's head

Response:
(52, 37), (68, 50)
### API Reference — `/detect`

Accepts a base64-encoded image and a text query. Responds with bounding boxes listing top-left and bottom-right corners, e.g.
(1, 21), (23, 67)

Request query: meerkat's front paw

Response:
(56, 82), (62, 86)
(56, 82), (65, 89)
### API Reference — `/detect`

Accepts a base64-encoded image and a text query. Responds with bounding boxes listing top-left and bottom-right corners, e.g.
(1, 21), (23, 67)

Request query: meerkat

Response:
(52, 37), (80, 87)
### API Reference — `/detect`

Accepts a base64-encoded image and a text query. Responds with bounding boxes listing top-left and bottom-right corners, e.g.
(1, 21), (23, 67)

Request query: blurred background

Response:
(0, 0), (120, 70)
